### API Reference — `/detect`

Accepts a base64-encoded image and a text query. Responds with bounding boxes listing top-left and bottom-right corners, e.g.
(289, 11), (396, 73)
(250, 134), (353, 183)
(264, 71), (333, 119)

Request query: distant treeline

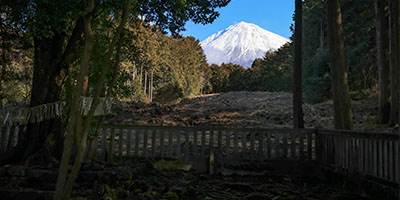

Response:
(0, 0), (378, 105)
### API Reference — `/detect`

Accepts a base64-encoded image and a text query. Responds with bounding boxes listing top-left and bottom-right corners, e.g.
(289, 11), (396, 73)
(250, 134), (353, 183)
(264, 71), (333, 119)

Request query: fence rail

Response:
(0, 123), (398, 189)
(95, 124), (399, 186)
(316, 129), (400, 184)
(96, 125), (316, 163)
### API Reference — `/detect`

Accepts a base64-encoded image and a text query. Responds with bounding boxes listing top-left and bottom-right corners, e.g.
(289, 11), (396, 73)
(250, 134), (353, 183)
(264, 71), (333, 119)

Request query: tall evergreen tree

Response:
(375, 0), (391, 124)
(327, 0), (354, 130)
(389, 0), (399, 126)
(293, 0), (304, 128)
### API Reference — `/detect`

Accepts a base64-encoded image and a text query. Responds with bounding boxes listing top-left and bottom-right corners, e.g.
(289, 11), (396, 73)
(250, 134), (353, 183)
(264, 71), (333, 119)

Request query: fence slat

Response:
(152, 130), (156, 157)
(118, 129), (123, 157)
(267, 132), (271, 158)
(168, 130), (173, 157)
(383, 139), (388, 180)
(107, 128), (115, 162)
(135, 130), (140, 156)
(193, 131), (198, 158)
(217, 130), (222, 159)
(366, 138), (370, 175)
(234, 131), (238, 157)
(201, 130), (206, 158)
(6, 126), (16, 152)
(299, 133), (304, 160)
(176, 131), (181, 158)
(210, 130), (214, 158)
(350, 136), (354, 170)
(291, 132), (296, 159)
(258, 131), (264, 160)
(185, 131), (190, 161)
(275, 133), (280, 159)
(395, 140), (399, 183)
(143, 130), (148, 157)
(159, 130), (164, 157)
(373, 138), (378, 177)
(250, 131), (255, 160)
(0, 126), (10, 153)
(307, 132), (312, 160)
(102, 128), (107, 158)
(282, 132), (287, 159)
(360, 138), (364, 174)
(378, 139), (383, 178)
(226, 131), (231, 159)
(127, 129), (132, 157)
(388, 140), (393, 181)
(242, 131), (247, 157)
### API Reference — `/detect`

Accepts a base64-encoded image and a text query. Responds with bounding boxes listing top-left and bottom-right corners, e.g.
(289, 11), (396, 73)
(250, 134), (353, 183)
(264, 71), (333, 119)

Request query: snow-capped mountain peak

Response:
(200, 21), (289, 68)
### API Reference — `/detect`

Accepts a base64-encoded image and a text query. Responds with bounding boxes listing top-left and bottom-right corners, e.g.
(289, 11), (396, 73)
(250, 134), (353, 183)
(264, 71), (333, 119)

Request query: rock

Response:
(162, 190), (179, 200)
(244, 193), (273, 200)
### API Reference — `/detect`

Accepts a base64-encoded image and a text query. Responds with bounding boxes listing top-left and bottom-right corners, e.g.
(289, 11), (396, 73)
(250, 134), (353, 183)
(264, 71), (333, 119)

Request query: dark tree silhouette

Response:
(293, 0), (304, 128)
(327, 0), (354, 130)
(375, 0), (390, 124)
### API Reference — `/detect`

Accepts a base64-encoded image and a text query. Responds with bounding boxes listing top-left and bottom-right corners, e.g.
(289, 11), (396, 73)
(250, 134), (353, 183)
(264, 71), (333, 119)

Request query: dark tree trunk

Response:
(293, 0), (304, 128)
(389, 0), (399, 126)
(0, 34), (65, 165)
(0, 18), (84, 166)
(327, 0), (354, 130)
(376, 0), (391, 124)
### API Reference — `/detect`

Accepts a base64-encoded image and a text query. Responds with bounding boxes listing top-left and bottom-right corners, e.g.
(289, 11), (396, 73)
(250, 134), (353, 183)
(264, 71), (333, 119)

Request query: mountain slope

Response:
(200, 22), (290, 68)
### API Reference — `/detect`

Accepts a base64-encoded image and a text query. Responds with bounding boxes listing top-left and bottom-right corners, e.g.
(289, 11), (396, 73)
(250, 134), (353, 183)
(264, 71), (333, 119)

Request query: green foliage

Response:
(254, 44), (293, 92)
(137, 0), (231, 33)
(303, 48), (331, 103)
(208, 63), (247, 93)
(119, 22), (208, 104)
(204, 44), (293, 94)
(302, 0), (376, 103)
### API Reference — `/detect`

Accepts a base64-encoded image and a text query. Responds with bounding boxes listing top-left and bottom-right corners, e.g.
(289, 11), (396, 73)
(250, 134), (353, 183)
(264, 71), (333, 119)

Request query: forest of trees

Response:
(0, 0), (399, 198)
(2, 0), (398, 107)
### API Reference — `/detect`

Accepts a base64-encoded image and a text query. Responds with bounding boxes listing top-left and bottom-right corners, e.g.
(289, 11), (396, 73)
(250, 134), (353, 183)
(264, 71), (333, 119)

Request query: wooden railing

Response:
(0, 123), (398, 189)
(95, 125), (399, 186)
(316, 129), (399, 184)
(96, 125), (316, 163)
(0, 124), (26, 154)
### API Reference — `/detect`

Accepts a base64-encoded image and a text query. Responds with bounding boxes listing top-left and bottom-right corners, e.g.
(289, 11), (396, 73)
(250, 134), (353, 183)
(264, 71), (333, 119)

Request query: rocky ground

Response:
(107, 91), (393, 132)
(0, 158), (371, 200)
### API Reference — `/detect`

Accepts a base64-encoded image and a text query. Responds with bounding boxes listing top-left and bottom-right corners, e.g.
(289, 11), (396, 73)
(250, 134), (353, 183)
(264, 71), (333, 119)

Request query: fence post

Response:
(258, 131), (264, 160)
(184, 130), (190, 161)
(250, 131), (256, 160)
(307, 131), (312, 160)
(160, 129), (165, 158)
(226, 130), (231, 159)
(151, 129), (156, 157)
(107, 128), (115, 162)
(193, 130), (198, 158)
(127, 129), (132, 157)
(118, 129), (123, 157)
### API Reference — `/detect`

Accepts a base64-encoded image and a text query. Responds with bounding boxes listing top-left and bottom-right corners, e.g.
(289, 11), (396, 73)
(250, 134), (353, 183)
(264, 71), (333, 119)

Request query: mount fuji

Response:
(200, 22), (290, 68)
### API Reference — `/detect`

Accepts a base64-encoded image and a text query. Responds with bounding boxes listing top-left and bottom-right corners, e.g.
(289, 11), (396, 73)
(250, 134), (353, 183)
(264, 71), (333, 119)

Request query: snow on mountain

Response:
(200, 22), (290, 68)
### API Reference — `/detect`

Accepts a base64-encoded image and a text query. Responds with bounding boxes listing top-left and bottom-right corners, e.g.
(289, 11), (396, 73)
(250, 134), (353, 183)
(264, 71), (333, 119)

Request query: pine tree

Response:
(375, 0), (391, 124)
(327, 0), (354, 130)
(293, 0), (304, 128)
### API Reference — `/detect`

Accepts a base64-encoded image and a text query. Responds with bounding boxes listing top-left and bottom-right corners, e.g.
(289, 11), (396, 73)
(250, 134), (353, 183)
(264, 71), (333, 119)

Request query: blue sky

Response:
(182, 0), (295, 41)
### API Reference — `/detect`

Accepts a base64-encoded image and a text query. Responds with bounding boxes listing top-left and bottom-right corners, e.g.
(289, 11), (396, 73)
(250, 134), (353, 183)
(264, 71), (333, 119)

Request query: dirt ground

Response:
(107, 91), (394, 132)
(0, 158), (371, 200)
(0, 92), (392, 200)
